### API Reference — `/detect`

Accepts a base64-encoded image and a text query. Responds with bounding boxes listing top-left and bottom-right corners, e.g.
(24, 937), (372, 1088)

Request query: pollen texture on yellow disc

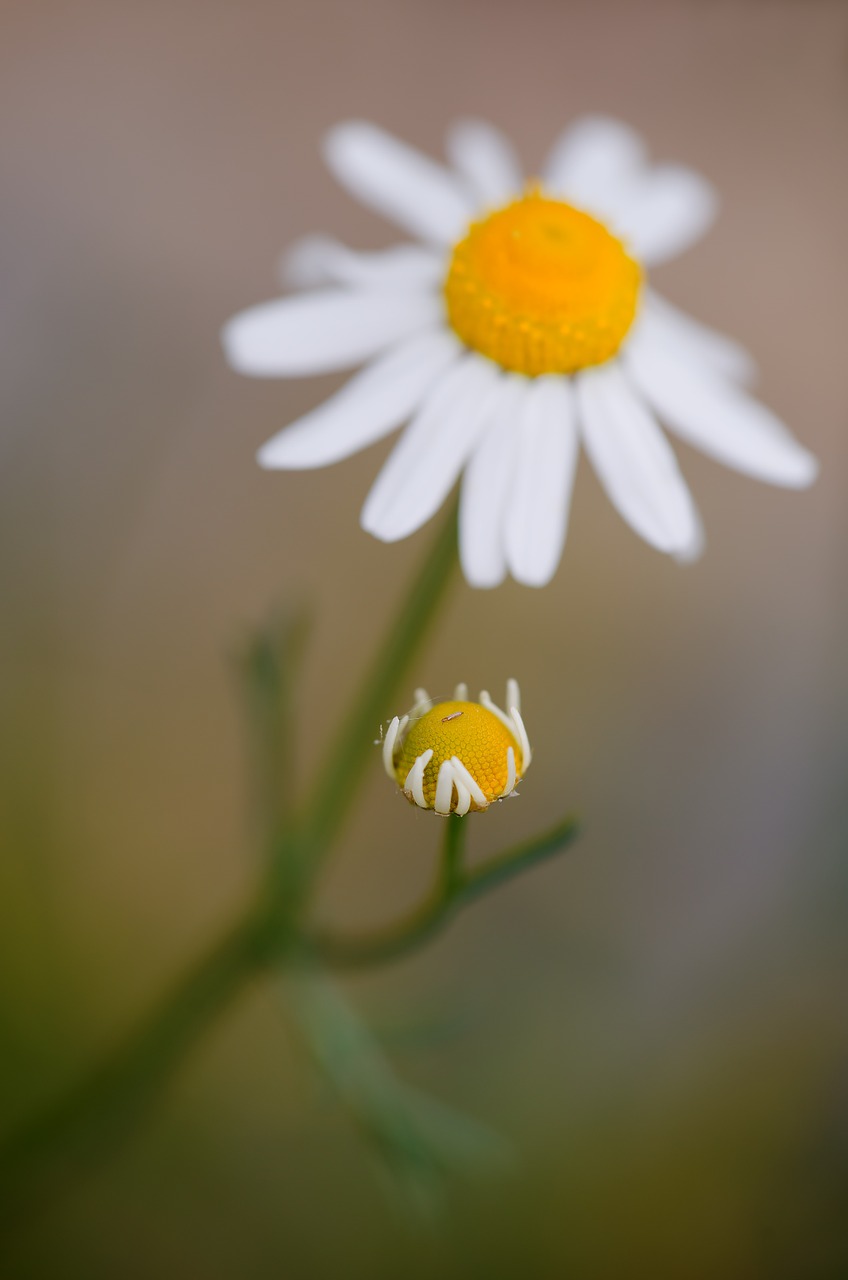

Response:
(444, 191), (641, 376)
(395, 701), (522, 811)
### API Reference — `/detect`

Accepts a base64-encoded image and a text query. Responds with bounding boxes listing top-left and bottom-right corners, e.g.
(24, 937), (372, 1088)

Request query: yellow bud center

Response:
(395, 700), (522, 810)
(444, 191), (641, 376)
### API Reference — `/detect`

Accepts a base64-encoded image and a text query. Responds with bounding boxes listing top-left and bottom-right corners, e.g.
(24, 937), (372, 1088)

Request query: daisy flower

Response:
(223, 117), (818, 587)
(382, 680), (530, 816)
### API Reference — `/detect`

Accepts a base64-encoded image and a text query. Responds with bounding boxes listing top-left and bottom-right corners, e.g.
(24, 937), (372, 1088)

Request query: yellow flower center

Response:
(444, 190), (641, 376)
(395, 700), (522, 810)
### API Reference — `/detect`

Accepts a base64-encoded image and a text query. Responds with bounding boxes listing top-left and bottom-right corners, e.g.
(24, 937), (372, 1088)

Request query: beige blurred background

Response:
(2, 0), (847, 1275)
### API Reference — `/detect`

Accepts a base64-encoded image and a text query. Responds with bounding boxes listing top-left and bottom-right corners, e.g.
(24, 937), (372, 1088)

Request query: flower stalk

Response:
(292, 491), (461, 880)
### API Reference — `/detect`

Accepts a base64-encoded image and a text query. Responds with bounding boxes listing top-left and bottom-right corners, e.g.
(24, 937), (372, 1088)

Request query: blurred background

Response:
(2, 0), (847, 1275)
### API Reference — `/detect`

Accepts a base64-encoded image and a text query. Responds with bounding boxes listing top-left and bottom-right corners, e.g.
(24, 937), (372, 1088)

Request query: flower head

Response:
(224, 117), (818, 587)
(382, 680), (531, 816)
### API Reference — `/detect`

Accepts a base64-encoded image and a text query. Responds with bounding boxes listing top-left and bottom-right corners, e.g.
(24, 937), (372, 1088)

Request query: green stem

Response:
(283, 969), (507, 1195)
(294, 497), (460, 876)
(440, 813), (467, 895)
(240, 606), (310, 862)
(310, 815), (580, 970)
(0, 503), (461, 1229)
(0, 903), (274, 1234)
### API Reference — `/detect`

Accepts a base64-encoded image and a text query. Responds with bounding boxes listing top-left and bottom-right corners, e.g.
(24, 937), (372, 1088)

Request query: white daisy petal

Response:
(411, 688), (431, 715)
(544, 120), (715, 264)
(504, 377), (579, 587)
(445, 119), (523, 210)
(453, 779), (472, 817)
(506, 678), (520, 715)
(450, 757), (488, 808)
(501, 745), (516, 798)
(576, 363), (702, 556)
(669, 498), (706, 565)
(624, 328), (818, 488)
(282, 234), (445, 292)
(643, 290), (756, 386)
(509, 706), (532, 770)
(258, 330), (460, 469)
(324, 121), (474, 247)
(478, 690), (514, 733)
(381, 711), (404, 778)
(459, 376), (527, 588)
(615, 165), (717, 264)
(434, 760), (456, 816)
(405, 749), (434, 808)
(223, 290), (442, 377)
(361, 355), (503, 543)
(544, 115), (645, 219)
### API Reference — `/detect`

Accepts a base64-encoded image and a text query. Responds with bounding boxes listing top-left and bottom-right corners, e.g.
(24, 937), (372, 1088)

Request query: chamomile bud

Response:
(382, 680), (530, 816)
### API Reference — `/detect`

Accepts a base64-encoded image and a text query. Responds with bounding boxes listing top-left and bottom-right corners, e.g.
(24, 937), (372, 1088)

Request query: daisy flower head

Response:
(383, 680), (530, 816)
(224, 116), (818, 587)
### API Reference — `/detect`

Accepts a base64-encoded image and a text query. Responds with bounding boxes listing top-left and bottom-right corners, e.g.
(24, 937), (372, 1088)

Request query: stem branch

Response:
(310, 814), (580, 970)
(0, 503), (461, 1229)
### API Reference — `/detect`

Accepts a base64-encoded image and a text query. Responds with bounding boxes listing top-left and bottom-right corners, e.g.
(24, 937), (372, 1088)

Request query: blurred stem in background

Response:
(0, 498), (579, 1234)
